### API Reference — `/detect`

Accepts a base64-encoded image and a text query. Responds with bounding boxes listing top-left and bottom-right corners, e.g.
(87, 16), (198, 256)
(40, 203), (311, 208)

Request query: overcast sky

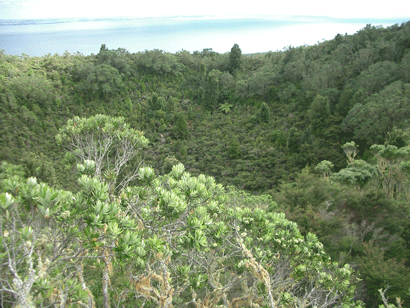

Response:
(1, 0), (410, 20)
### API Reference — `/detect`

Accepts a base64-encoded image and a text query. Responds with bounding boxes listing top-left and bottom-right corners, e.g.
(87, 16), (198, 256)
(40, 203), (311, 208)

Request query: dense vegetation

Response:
(1, 20), (410, 307)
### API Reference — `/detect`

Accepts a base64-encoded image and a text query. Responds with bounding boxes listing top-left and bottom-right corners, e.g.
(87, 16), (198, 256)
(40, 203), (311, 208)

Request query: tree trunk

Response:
(14, 296), (35, 308)
(102, 250), (112, 308)
(77, 263), (95, 308)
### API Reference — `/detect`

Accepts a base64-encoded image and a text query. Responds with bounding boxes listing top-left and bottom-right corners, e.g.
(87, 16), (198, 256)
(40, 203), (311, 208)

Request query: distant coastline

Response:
(1, 16), (408, 56)
(1, 15), (407, 26)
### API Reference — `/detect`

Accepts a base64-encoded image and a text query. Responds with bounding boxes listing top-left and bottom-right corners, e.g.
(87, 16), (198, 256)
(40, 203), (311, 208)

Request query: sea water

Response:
(0, 16), (407, 56)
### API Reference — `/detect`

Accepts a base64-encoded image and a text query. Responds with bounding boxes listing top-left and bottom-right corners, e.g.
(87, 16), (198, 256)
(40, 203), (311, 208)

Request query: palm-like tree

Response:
(218, 103), (233, 114)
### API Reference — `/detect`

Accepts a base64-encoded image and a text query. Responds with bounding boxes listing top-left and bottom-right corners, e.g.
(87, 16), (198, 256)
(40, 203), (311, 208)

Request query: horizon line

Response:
(1, 14), (409, 22)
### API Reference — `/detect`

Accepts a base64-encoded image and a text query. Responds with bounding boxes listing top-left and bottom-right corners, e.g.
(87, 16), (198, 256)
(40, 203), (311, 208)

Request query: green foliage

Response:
(342, 141), (359, 164)
(9, 73), (56, 107)
(164, 96), (176, 114)
(385, 126), (409, 147)
(203, 69), (221, 111)
(370, 143), (410, 197)
(273, 154), (410, 305)
(229, 43), (242, 74)
(258, 102), (270, 124)
(331, 159), (377, 187)
(20, 152), (59, 187)
(218, 102), (233, 114)
(342, 81), (410, 145)
(149, 92), (162, 111)
(160, 155), (181, 174)
(353, 61), (399, 96)
(2, 22), (410, 307)
(56, 114), (149, 193)
(2, 21), (410, 196)
(308, 94), (330, 135)
(227, 135), (241, 159)
(96, 45), (132, 77)
(135, 49), (184, 76)
(173, 114), (189, 139)
(315, 160), (334, 178)
(335, 87), (355, 117)
(1, 126), (362, 308)
(76, 63), (124, 99)
(286, 126), (302, 153)
(358, 243), (410, 307)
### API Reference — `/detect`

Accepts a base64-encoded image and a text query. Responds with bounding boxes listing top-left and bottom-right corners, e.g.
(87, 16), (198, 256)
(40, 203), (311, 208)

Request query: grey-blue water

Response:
(0, 16), (408, 56)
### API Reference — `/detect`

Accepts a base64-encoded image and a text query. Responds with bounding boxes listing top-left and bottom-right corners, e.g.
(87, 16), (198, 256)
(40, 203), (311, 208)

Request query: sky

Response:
(1, 0), (410, 20)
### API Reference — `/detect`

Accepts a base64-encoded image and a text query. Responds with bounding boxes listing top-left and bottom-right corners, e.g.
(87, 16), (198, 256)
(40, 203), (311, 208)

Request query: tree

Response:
(246, 65), (281, 99)
(9, 74), (56, 108)
(342, 141), (359, 164)
(218, 102), (233, 114)
(258, 102), (270, 124)
(353, 61), (399, 96)
(315, 160), (334, 178)
(160, 155), (181, 174)
(308, 94), (330, 135)
(20, 151), (59, 187)
(227, 135), (241, 159)
(331, 159), (377, 188)
(164, 96), (176, 114)
(173, 114), (189, 139)
(358, 243), (410, 307)
(0, 160), (148, 308)
(86, 162), (364, 307)
(0, 168), (91, 307)
(76, 64), (124, 99)
(55, 114), (149, 193)
(96, 44), (132, 77)
(385, 126), (409, 148)
(203, 69), (221, 111)
(229, 43), (242, 74)
(335, 88), (365, 118)
(370, 144), (410, 197)
(99, 44), (108, 53)
(342, 81), (410, 145)
(149, 93), (162, 111)
(335, 87), (355, 117)
(286, 127), (301, 153)
(1, 118), (364, 307)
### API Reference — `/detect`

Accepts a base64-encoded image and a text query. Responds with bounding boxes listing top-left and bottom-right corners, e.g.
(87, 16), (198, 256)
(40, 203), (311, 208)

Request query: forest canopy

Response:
(0, 115), (360, 308)
(1, 20), (410, 307)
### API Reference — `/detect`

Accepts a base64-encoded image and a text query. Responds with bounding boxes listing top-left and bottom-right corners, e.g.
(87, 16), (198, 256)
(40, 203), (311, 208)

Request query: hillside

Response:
(1, 21), (410, 307)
